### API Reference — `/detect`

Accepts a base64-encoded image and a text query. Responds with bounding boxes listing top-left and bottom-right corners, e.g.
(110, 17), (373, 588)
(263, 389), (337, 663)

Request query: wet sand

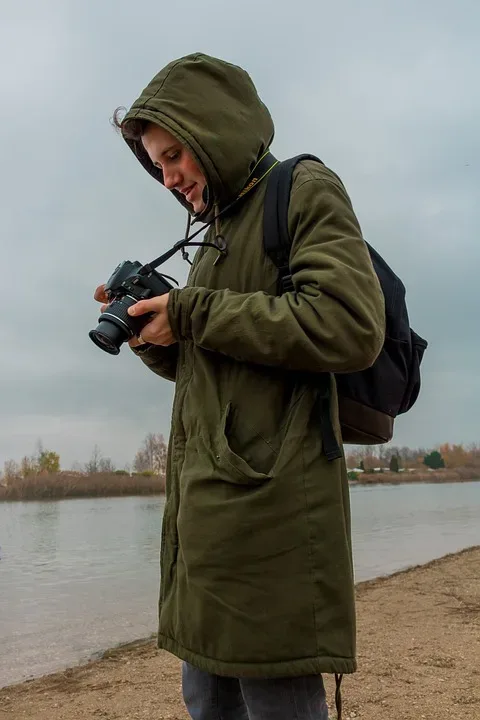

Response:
(1, 546), (479, 720)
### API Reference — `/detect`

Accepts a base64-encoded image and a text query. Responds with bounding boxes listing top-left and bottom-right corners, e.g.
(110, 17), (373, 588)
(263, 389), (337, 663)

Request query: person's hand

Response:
(93, 283), (145, 349)
(128, 294), (176, 347)
(94, 284), (109, 306)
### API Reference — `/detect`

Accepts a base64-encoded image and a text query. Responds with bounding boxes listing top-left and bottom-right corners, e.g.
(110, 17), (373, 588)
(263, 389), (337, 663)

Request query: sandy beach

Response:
(1, 546), (479, 720)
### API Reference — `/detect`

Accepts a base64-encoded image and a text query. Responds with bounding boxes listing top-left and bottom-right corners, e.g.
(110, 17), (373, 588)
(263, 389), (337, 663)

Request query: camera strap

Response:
(139, 150), (279, 275)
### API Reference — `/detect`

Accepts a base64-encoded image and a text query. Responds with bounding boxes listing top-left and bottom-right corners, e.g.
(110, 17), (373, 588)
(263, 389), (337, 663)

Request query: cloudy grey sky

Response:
(0, 0), (478, 470)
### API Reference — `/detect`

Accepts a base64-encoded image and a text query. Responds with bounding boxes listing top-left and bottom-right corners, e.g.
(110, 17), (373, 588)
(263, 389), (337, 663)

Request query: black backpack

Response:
(263, 154), (428, 460)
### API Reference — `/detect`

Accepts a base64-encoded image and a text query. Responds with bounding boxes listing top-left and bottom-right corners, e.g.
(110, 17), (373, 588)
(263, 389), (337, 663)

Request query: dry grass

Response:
(0, 471), (165, 501)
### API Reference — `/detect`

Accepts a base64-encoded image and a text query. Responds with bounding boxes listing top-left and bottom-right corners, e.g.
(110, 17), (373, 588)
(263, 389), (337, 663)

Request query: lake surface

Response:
(1, 481), (479, 688)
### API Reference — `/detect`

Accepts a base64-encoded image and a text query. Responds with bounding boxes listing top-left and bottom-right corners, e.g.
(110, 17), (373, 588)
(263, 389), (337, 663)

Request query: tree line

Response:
(1, 433), (168, 483)
(2, 438), (479, 485)
(345, 443), (480, 473)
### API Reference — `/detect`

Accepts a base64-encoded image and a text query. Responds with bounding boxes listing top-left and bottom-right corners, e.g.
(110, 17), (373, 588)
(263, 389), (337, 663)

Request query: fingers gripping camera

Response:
(89, 261), (174, 355)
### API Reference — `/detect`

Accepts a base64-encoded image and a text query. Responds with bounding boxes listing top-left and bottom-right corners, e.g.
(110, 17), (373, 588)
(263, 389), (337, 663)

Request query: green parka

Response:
(123, 53), (385, 677)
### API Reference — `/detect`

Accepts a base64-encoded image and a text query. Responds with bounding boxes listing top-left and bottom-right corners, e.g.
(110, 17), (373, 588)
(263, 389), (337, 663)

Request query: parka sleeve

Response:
(167, 176), (385, 374)
(131, 343), (178, 382)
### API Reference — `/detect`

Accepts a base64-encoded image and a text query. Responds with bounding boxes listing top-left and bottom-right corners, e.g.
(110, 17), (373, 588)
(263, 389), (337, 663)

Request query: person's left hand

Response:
(127, 294), (177, 347)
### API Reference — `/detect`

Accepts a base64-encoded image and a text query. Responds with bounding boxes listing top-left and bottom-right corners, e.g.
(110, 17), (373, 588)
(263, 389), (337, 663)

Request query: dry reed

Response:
(0, 471), (165, 501)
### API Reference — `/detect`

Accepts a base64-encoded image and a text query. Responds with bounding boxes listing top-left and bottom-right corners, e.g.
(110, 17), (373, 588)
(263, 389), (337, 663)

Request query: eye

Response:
(153, 149), (181, 170)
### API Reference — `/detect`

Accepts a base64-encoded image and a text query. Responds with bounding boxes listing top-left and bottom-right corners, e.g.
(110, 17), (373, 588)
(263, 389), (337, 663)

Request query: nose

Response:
(163, 166), (182, 190)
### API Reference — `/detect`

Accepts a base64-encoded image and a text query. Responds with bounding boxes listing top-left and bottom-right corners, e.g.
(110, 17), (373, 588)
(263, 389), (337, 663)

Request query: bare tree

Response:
(20, 454), (38, 477)
(85, 444), (103, 474)
(3, 459), (20, 483)
(34, 438), (44, 466)
(98, 457), (116, 473)
(134, 433), (168, 474)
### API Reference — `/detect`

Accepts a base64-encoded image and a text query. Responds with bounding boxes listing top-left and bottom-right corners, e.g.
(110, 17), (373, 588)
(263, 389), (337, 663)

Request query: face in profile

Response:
(142, 124), (207, 214)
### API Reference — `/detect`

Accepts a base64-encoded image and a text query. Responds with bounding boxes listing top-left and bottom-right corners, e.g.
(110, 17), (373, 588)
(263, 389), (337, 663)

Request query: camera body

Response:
(89, 260), (174, 355)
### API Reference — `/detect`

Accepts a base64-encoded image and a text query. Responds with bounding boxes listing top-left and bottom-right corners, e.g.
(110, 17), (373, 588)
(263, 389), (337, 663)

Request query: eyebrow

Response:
(161, 144), (180, 157)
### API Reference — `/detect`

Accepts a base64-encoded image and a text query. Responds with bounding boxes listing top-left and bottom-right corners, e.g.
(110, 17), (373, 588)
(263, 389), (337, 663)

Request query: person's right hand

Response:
(93, 284), (145, 348)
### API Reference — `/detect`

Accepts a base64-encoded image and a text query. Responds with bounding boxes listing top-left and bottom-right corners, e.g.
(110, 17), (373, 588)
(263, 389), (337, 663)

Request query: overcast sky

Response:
(0, 0), (478, 470)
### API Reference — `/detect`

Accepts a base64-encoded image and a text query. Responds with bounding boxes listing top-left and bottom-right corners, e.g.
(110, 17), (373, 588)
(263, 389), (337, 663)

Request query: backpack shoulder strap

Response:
(263, 153), (342, 462)
(263, 154), (323, 293)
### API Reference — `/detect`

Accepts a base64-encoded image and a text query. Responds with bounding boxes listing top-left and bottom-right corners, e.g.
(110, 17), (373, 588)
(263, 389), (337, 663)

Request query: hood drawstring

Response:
(180, 205), (227, 268)
(213, 206), (227, 265)
(181, 214), (193, 265)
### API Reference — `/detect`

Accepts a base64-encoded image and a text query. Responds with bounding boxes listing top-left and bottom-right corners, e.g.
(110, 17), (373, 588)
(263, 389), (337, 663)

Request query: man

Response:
(95, 53), (385, 720)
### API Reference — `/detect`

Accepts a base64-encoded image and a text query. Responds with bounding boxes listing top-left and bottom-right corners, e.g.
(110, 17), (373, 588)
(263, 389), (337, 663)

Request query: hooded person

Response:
(96, 53), (385, 719)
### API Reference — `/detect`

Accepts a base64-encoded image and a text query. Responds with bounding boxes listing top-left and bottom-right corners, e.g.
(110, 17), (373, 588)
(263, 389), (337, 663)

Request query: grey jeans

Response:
(182, 662), (329, 720)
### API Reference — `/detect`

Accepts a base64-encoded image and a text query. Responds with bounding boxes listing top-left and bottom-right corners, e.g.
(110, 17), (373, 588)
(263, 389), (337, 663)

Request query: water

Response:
(350, 482), (480, 580)
(0, 482), (479, 688)
(0, 496), (164, 688)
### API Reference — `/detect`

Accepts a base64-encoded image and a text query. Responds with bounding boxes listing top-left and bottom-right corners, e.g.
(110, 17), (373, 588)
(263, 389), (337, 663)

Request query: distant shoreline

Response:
(0, 468), (478, 502)
(352, 468), (479, 485)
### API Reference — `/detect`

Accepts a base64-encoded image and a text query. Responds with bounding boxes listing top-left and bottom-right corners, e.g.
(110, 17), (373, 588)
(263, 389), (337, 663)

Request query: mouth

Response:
(181, 184), (196, 201)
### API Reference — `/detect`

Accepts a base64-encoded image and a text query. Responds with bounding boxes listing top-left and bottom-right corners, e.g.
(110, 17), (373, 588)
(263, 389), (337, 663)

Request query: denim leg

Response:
(182, 662), (249, 720)
(239, 674), (328, 720)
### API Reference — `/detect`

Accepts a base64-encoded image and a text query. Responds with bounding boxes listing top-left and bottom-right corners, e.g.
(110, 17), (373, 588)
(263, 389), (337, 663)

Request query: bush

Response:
(389, 455), (400, 473)
(424, 450), (445, 470)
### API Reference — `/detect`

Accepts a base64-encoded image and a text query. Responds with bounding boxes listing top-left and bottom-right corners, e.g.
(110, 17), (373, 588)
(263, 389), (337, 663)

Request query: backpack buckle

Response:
(278, 266), (294, 293)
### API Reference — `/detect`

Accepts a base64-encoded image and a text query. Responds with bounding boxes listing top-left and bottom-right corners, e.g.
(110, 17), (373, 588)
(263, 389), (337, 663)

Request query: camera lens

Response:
(89, 322), (126, 355)
(89, 296), (140, 355)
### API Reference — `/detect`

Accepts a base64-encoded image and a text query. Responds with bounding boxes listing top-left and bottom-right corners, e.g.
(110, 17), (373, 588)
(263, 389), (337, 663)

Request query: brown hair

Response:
(111, 106), (149, 141)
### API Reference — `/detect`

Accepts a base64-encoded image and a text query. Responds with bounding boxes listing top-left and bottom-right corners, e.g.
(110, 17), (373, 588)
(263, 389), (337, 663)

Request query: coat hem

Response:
(157, 633), (357, 677)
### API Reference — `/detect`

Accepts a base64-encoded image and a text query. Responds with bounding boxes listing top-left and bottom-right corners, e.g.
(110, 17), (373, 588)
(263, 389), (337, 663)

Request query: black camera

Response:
(89, 260), (174, 355)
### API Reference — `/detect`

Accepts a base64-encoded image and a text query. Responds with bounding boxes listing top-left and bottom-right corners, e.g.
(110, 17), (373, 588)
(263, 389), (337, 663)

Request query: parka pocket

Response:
(216, 402), (275, 486)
